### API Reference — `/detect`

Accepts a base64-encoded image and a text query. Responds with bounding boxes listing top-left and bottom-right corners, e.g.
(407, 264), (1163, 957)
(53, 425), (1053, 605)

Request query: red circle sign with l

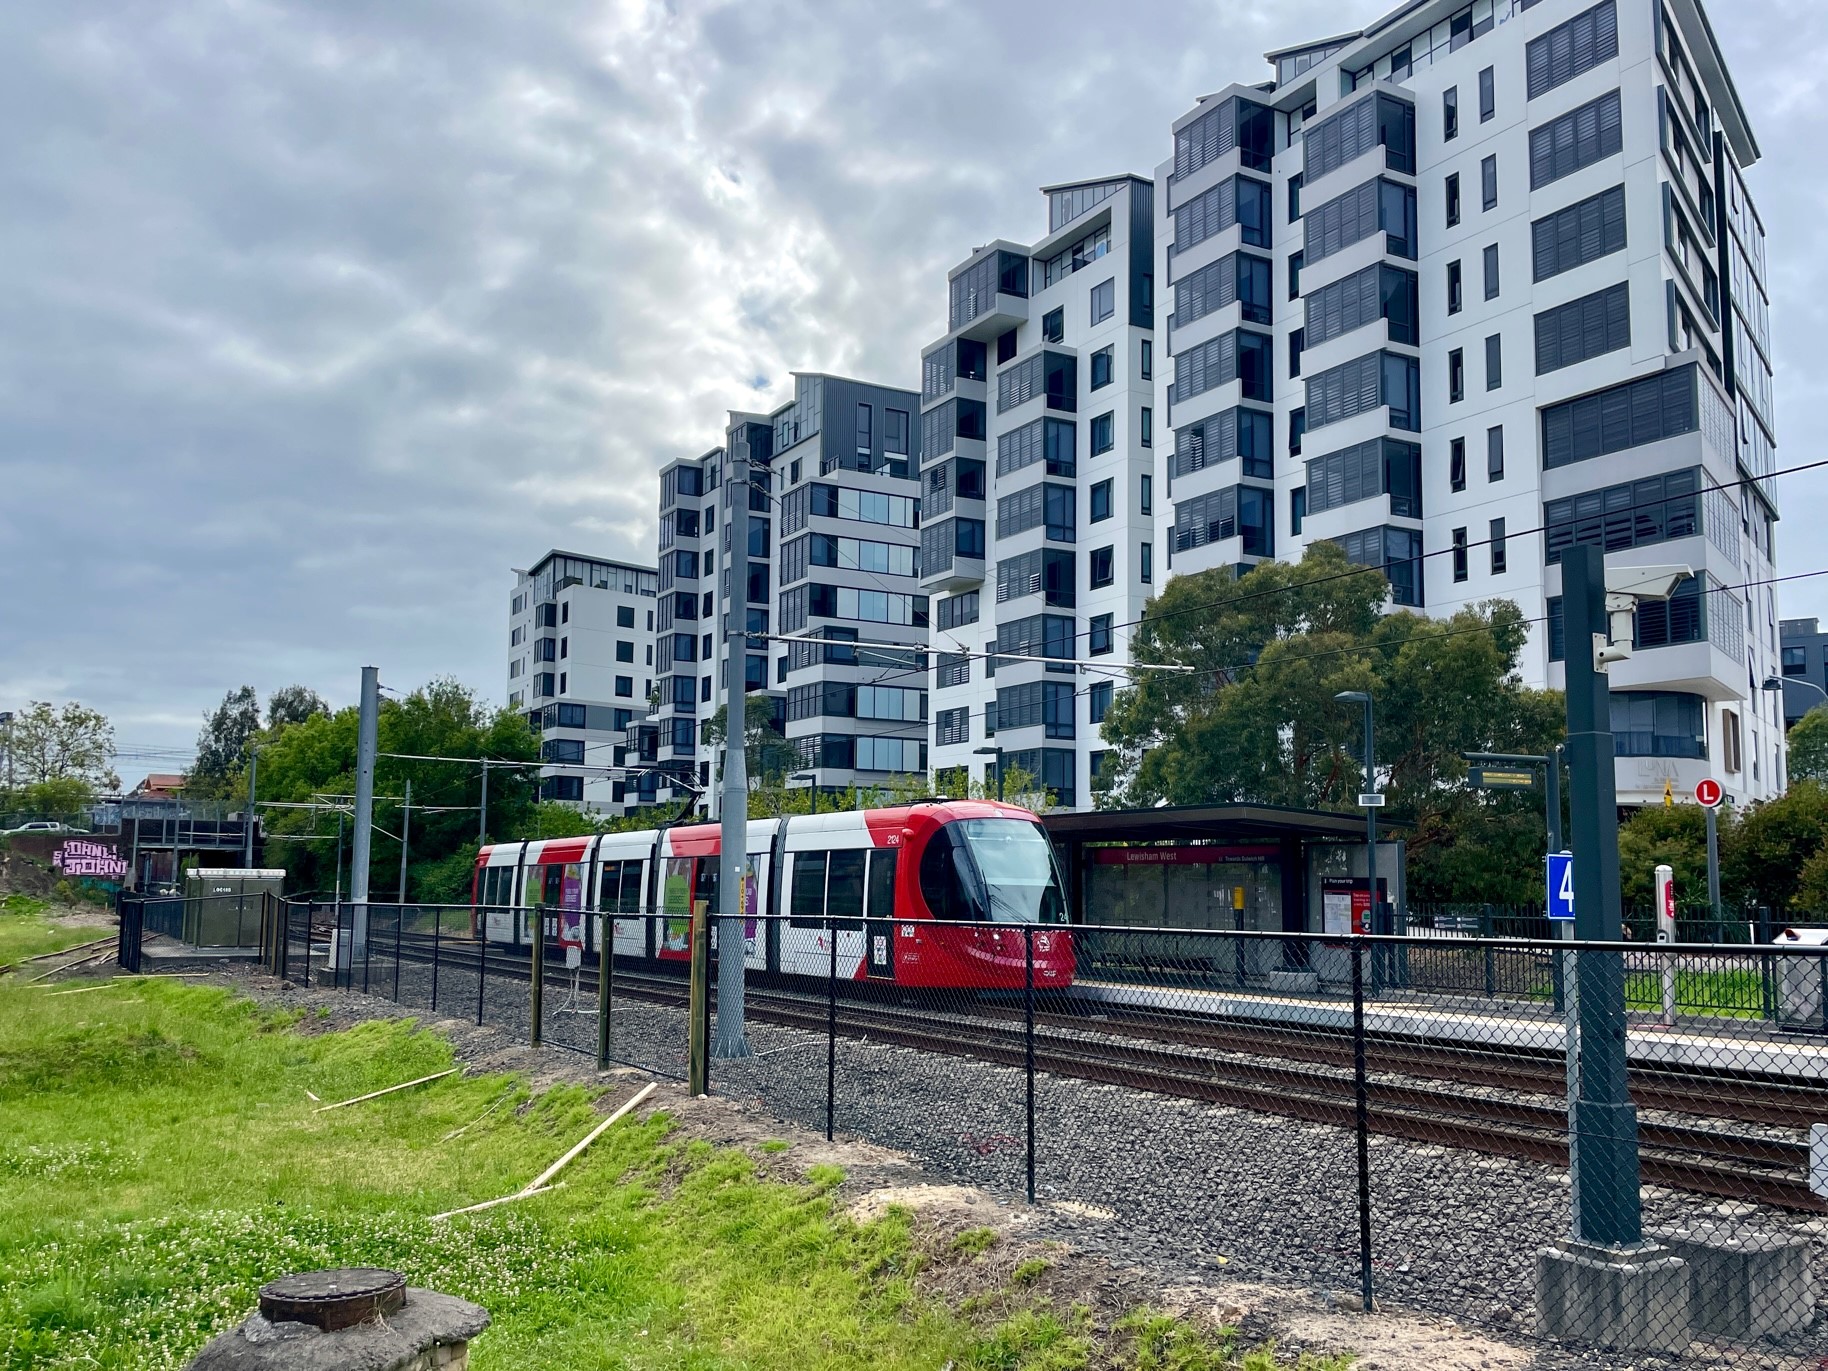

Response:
(1695, 778), (1723, 808)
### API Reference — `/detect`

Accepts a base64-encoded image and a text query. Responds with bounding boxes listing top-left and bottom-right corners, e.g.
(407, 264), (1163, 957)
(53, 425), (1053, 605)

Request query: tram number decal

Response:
(872, 935), (888, 963)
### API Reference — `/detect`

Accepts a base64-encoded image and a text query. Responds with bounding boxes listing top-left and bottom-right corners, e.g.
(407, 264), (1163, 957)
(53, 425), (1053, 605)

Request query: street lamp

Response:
(1333, 691), (1379, 937)
(791, 770), (819, 815)
(1764, 674), (1827, 721)
(973, 746), (1004, 802)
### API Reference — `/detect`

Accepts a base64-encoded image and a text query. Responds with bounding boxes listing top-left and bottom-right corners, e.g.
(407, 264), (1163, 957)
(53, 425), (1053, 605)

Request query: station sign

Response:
(1469, 766), (1538, 792)
(1546, 852), (1575, 921)
(1695, 778), (1724, 808)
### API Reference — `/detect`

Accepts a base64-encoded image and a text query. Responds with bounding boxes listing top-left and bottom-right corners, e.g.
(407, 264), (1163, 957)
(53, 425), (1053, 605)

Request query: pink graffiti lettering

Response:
(52, 840), (129, 881)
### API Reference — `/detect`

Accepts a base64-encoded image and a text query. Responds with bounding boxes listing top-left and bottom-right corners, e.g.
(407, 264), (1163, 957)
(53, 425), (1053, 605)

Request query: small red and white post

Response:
(1654, 862), (1677, 1026)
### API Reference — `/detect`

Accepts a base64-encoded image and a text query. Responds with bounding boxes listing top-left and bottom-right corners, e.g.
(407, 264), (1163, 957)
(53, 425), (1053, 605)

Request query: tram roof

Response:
(1040, 803), (1394, 845)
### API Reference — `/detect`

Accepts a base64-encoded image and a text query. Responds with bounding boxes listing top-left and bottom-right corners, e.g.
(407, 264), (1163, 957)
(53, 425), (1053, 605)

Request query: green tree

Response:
(18, 777), (96, 821)
(190, 686), (262, 798)
(6, 701), (118, 796)
(1788, 706), (1828, 784)
(1616, 802), (1712, 906)
(1098, 543), (1563, 901)
(1722, 781), (1828, 913)
(267, 685), (331, 729)
(702, 694), (799, 789)
(255, 678), (539, 900)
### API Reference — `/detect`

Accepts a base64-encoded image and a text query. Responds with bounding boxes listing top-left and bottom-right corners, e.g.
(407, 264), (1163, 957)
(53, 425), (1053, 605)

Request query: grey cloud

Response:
(0, 0), (1821, 757)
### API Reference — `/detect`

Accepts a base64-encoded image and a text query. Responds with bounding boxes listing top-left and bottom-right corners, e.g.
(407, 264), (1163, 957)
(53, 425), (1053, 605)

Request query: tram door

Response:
(864, 849), (898, 979)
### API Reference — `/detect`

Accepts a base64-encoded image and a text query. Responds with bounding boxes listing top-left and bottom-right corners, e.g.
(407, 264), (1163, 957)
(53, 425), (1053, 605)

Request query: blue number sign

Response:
(1546, 852), (1575, 921)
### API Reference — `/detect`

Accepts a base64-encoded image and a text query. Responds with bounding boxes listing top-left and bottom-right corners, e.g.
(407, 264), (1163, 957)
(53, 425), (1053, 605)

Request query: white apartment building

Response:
(1157, 0), (1782, 807)
(647, 373), (925, 814)
(507, 551), (659, 814)
(922, 176), (1158, 809)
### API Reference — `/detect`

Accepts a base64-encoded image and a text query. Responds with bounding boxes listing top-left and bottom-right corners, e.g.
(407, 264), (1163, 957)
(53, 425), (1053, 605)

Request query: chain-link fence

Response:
(220, 905), (1828, 1358)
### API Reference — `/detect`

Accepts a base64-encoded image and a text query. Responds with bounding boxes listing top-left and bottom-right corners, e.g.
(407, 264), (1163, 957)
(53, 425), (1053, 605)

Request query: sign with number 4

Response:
(1547, 852), (1575, 921)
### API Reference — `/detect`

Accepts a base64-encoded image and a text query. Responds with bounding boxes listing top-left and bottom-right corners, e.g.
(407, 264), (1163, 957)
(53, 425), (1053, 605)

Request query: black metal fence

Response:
(131, 899), (1828, 1361)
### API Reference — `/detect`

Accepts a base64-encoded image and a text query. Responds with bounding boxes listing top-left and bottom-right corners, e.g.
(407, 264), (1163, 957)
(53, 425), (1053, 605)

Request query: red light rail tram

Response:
(471, 799), (1074, 990)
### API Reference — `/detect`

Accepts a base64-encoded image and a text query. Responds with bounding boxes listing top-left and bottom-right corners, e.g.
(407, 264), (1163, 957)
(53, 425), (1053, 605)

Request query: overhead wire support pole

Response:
(713, 441), (752, 1062)
(1559, 543), (1641, 1248)
(349, 666), (379, 965)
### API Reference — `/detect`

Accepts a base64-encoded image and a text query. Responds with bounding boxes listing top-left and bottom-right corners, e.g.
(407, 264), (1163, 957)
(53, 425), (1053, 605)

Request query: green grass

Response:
(1622, 968), (1770, 1019)
(0, 894), (105, 967)
(0, 979), (1341, 1371)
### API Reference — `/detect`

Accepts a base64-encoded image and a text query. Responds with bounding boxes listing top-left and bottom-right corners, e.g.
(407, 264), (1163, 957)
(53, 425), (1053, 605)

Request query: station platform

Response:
(1068, 979), (1828, 1079)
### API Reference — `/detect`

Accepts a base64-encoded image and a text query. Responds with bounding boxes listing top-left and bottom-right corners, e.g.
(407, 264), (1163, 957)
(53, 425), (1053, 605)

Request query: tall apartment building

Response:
(648, 373), (925, 813)
(506, 550), (659, 813)
(922, 177), (1158, 809)
(1157, 0), (1782, 806)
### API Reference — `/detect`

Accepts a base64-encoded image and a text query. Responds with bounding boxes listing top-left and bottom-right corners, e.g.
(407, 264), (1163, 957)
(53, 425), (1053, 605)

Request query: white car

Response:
(0, 820), (79, 836)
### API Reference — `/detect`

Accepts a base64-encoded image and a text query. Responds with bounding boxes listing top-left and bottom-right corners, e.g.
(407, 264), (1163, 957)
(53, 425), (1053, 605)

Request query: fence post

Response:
(431, 907), (442, 1011)
(362, 908), (371, 994)
(1482, 905), (1497, 1000)
(1025, 925), (1037, 1207)
(596, 908), (614, 1069)
(826, 915), (837, 1142)
(686, 903), (707, 1093)
(477, 916), (487, 1026)
(1351, 937), (1375, 1313)
(394, 905), (403, 1002)
(1758, 906), (1776, 1023)
(530, 905), (545, 1047)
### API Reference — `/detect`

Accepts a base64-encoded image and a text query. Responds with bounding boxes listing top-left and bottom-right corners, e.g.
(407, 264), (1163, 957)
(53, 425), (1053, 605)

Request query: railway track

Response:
(368, 935), (1826, 1212)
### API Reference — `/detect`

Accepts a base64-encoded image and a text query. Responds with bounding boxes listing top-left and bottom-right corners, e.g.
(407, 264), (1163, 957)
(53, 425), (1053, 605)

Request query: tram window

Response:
(828, 850), (866, 930)
(790, 852), (828, 926)
(867, 850), (898, 920)
(694, 857), (720, 916)
(619, 861), (645, 914)
(542, 865), (563, 905)
(919, 827), (985, 922)
(597, 863), (619, 911)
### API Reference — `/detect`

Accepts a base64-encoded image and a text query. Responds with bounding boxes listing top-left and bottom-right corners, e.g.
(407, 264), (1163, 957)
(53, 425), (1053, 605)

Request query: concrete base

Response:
(1262, 970), (1320, 994)
(187, 1287), (488, 1370)
(1536, 1240), (1691, 1351)
(1654, 1225), (1817, 1340)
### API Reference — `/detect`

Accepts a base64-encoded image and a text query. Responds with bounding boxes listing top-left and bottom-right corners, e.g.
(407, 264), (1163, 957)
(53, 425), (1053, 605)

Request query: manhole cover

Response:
(259, 1268), (406, 1331)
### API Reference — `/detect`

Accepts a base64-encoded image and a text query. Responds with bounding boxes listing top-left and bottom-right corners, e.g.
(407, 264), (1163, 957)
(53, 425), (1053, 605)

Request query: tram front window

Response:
(957, 819), (1067, 924)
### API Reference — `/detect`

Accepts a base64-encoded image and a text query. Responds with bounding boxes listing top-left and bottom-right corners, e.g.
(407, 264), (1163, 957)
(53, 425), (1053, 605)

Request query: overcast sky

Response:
(3, 0), (1824, 772)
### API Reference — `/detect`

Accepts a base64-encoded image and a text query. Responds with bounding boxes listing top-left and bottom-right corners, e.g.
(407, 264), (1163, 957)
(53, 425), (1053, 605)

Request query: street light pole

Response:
(791, 770), (818, 815)
(973, 746), (1004, 802)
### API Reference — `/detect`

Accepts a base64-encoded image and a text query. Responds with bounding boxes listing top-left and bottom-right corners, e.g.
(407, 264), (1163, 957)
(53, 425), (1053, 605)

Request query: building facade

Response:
(1157, 0), (1782, 806)
(507, 551), (659, 813)
(648, 374), (925, 813)
(921, 176), (1158, 810)
(1779, 618), (1828, 729)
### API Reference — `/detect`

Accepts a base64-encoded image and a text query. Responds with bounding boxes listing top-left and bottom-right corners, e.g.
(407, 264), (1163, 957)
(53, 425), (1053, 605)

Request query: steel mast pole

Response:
(1560, 544), (1639, 1246)
(350, 666), (379, 960)
(714, 442), (753, 1060)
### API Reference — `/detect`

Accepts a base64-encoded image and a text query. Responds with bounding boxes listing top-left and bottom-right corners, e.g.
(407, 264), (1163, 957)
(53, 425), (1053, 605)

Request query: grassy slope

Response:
(0, 979), (1306, 1371)
(0, 894), (106, 968)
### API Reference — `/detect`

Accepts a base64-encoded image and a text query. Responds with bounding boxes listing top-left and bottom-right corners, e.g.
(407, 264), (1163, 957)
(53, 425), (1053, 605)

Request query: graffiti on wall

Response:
(52, 839), (130, 882)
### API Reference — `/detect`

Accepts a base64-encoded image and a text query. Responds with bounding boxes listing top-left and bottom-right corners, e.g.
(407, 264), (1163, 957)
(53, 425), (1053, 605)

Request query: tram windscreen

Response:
(956, 819), (1067, 924)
